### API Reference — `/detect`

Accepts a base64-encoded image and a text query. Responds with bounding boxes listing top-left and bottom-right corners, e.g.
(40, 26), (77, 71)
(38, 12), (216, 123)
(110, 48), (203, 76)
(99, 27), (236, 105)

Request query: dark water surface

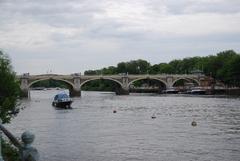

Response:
(7, 90), (240, 161)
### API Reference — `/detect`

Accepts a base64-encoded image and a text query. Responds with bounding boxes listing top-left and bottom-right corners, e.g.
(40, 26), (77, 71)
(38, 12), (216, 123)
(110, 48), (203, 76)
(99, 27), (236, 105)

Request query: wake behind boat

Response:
(52, 93), (73, 108)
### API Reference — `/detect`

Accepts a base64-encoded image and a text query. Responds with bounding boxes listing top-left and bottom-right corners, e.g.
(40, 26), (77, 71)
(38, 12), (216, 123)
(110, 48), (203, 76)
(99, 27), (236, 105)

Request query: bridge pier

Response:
(116, 88), (129, 95)
(20, 73), (30, 98)
(166, 76), (174, 89)
(20, 89), (29, 98)
(69, 89), (81, 97)
(116, 76), (130, 95)
(71, 74), (81, 97)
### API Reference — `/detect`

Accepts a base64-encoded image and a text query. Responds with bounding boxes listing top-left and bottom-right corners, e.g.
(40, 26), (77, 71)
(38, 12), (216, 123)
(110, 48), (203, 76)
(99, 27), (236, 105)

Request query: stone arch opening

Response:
(80, 78), (123, 95)
(128, 78), (167, 93)
(29, 78), (75, 97)
(172, 78), (200, 92)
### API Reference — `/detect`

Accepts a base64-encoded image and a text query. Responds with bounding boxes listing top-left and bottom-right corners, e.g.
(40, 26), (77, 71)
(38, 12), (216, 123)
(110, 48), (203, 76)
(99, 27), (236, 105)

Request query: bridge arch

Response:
(80, 78), (123, 88)
(29, 78), (75, 89)
(128, 78), (167, 88)
(172, 77), (200, 87)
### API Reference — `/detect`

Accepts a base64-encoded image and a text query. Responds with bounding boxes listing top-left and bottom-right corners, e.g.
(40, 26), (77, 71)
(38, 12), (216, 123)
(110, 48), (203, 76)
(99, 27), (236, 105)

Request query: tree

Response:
(229, 55), (240, 86)
(149, 64), (160, 74)
(223, 54), (240, 86)
(158, 63), (174, 74)
(117, 62), (127, 74)
(0, 50), (20, 123)
(169, 60), (182, 74)
(84, 70), (98, 75)
(102, 66), (117, 75)
(134, 59), (150, 74)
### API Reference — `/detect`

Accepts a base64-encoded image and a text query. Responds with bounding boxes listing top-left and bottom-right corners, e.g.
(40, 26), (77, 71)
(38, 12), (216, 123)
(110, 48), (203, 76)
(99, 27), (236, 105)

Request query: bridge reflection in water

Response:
(18, 73), (213, 97)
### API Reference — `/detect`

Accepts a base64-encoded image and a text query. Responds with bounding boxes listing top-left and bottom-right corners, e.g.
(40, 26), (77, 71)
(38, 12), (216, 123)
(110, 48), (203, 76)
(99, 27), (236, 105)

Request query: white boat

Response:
(190, 87), (206, 95)
(163, 87), (179, 94)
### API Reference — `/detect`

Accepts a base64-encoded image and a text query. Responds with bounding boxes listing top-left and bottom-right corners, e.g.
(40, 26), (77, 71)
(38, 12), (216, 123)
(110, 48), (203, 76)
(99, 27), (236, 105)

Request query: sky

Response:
(0, 0), (240, 74)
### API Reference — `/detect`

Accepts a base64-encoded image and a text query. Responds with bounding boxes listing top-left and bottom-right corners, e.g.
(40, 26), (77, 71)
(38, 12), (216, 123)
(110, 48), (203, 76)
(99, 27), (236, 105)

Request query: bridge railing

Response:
(0, 119), (39, 161)
(104, 74), (198, 77)
(18, 73), (205, 78)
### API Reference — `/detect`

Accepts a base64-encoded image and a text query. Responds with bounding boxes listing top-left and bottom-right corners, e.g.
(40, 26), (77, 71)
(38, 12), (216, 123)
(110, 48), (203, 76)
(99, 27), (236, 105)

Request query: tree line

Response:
(84, 50), (240, 87)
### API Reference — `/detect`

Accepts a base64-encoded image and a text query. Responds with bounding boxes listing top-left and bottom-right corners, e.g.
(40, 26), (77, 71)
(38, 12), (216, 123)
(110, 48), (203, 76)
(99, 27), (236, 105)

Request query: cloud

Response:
(0, 0), (239, 74)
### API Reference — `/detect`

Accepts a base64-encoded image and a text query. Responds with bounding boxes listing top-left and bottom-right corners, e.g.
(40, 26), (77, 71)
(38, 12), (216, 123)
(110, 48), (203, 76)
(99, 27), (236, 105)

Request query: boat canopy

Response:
(54, 93), (69, 100)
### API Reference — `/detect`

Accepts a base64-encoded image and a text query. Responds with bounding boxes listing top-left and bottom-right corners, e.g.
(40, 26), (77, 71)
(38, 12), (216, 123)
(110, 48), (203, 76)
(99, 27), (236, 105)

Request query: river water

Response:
(7, 90), (240, 161)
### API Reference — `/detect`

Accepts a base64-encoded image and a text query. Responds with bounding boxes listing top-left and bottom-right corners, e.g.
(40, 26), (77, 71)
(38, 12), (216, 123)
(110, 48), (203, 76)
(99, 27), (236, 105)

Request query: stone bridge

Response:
(19, 73), (213, 97)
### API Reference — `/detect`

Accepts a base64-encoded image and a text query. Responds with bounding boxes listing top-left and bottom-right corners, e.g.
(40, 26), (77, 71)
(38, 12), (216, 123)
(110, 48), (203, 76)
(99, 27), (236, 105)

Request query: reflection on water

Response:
(7, 90), (240, 161)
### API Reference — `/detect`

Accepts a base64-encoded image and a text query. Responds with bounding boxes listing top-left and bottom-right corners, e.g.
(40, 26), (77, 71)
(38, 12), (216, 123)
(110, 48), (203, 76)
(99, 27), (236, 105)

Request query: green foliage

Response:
(132, 79), (165, 88)
(81, 79), (120, 91)
(0, 50), (20, 123)
(218, 53), (240, 86)
(1, 138), (20, 161)
(102, 66), (117, 75)
(0, 50), (21, 160)
(31, 79), (69, 88)
(149, 64), (159, 74)
(84, 70), (99, 75)
(158, 63), (174, 74)
(117, 59), (150, 74)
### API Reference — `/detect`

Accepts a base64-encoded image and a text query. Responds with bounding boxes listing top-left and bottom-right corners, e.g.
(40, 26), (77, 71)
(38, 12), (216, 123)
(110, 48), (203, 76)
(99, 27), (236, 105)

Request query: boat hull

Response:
(52, 101), (72, 108)
(191, 90), (206, 95)
(163, 89), (179, 94)
(165, 90), (179, 94)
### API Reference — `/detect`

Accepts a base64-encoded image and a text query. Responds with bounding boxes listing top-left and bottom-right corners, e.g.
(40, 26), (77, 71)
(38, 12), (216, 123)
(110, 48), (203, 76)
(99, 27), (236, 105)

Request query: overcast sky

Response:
(0, 0), (240, 74)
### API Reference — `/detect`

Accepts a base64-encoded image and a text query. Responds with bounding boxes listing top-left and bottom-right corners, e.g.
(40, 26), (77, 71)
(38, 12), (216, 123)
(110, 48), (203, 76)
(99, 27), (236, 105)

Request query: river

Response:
(7, 90), (240, 161)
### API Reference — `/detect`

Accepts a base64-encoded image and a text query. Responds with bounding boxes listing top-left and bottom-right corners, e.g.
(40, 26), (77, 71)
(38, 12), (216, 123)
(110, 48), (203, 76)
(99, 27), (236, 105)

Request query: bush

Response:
(1, 138), (20, 161)
(0, 50), (20, 123)
(0, 50), (21, 160)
